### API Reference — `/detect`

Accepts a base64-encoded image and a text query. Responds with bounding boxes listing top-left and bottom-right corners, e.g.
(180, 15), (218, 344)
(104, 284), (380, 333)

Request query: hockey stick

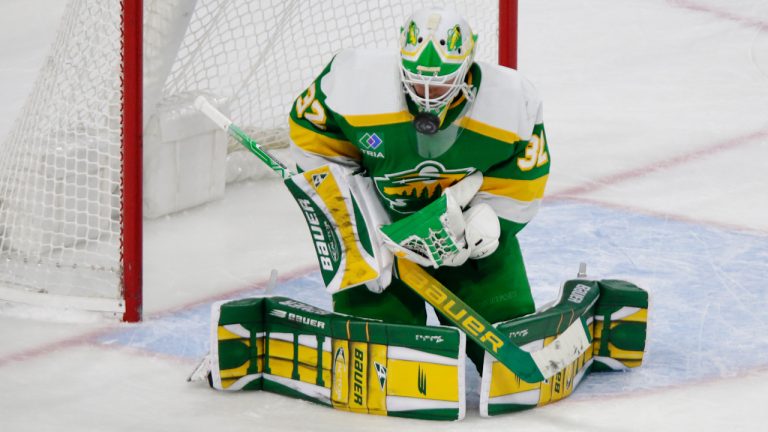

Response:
(194, 96), (590, 383)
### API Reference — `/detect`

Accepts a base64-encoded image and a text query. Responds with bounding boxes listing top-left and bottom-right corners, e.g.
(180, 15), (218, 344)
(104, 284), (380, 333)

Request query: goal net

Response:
(0, 0), (511, 321)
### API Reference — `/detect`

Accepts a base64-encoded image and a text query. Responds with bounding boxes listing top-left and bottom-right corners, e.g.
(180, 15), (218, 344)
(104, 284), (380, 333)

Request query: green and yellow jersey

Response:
(289, 48), (549, 237)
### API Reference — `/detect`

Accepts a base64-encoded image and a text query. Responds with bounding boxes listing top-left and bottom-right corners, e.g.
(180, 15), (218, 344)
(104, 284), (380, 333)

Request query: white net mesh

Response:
(0, 0), (501, 314)
(0, 0), (123, 309)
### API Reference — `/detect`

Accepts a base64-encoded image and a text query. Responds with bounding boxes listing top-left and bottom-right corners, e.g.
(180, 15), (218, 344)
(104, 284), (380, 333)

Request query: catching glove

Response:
(379, 171), (488, 268)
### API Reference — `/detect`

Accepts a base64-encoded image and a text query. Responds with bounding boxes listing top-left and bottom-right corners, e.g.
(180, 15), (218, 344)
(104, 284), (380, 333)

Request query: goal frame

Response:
(123, 0), (143, 322)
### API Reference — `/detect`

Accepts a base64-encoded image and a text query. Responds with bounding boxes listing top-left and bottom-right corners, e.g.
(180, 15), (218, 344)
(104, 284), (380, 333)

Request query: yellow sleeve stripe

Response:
(481, 175), (548, 202)
(456, 117), (521, 144)
(344, 111), (413, 127)
(289, 117), (361, 160)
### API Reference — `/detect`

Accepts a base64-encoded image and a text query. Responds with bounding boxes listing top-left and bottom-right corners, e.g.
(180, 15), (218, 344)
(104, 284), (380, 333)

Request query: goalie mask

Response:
(399, 8), (477, 134)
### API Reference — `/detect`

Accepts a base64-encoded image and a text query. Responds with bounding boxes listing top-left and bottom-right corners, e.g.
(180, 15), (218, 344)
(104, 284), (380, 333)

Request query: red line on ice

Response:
(0, 328), (111, 368)
(552, 195), (768, 236)
(549, 128), (768, 199)
(667, 0), (768, 30)
(146, 263), (318, 319)
(0, 265), (318, 367)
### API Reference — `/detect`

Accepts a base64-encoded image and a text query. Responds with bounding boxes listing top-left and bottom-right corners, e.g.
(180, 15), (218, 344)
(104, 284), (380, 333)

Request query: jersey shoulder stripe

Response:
(289, 117), (361, 161)
(456, 116), (521, 144)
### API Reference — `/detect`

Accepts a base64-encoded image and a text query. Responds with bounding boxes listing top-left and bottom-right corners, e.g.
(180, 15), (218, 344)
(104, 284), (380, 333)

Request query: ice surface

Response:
(1, 0), (768, 431)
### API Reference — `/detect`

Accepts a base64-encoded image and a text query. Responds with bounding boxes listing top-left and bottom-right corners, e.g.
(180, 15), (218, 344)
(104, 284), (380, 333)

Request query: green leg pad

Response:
(593, 280), (649, 371)
(480, 280), (600, 416)
(208, 295), (467, 421)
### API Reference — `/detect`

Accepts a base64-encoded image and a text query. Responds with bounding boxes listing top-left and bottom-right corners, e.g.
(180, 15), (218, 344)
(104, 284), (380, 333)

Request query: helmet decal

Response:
(406, 21), (420, 48)
(446, 25), (462, 54)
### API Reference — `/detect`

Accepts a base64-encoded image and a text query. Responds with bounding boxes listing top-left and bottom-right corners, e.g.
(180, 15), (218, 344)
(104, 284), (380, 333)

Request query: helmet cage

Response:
(399, 56), (474, 113)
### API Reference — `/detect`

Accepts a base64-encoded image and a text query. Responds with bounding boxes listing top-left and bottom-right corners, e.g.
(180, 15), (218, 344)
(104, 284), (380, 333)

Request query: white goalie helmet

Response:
(399, 8), (477, 116)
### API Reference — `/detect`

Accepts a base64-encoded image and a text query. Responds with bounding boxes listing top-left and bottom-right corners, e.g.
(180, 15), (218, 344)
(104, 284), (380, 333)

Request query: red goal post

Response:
(0, 0), (517, 322)
(123, 0), (143, 322)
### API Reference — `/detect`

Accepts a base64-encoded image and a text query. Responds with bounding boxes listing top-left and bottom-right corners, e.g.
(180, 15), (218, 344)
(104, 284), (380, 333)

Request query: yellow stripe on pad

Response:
(620, 308), (648, 323)
(489, 360), (539, 398)
(267, 339), (294, 361)
(604, 343), (645, 361)
(386, 359), (459, 402)
(220, 358), (263, 382)
(217, 326), (252, 341)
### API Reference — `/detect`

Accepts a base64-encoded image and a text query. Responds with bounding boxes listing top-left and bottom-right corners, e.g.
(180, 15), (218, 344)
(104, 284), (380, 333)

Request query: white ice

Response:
(1, 0), (768, 431)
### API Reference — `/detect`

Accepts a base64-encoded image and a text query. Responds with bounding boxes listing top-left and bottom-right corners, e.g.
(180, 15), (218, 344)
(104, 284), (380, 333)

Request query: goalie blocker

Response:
(284, 164), (393, 294)
(195, 280), (647, 421)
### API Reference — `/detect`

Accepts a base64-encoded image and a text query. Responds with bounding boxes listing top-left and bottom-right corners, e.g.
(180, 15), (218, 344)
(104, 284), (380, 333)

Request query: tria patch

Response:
(358, 132), (385, 159)
(359, 132), (383, 150)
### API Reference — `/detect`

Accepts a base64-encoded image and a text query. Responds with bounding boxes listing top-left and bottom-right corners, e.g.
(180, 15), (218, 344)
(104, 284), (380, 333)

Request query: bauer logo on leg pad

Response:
(207, 296), (466, 421)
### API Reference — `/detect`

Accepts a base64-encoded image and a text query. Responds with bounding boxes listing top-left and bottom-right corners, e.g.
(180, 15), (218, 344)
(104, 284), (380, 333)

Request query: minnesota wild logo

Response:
(406, 21), (420, 47)
(447, 25), (463, 53)
(374, 161), (475, 214)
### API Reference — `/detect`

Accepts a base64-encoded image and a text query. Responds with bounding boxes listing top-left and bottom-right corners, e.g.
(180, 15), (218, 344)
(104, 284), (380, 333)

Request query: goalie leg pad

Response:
(592, 279), (649, 371)
(479, 279), (600, 416)
(207, 296), (466, 421)
(210, 297), (266, 391)
(479, 278), (649, 416)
